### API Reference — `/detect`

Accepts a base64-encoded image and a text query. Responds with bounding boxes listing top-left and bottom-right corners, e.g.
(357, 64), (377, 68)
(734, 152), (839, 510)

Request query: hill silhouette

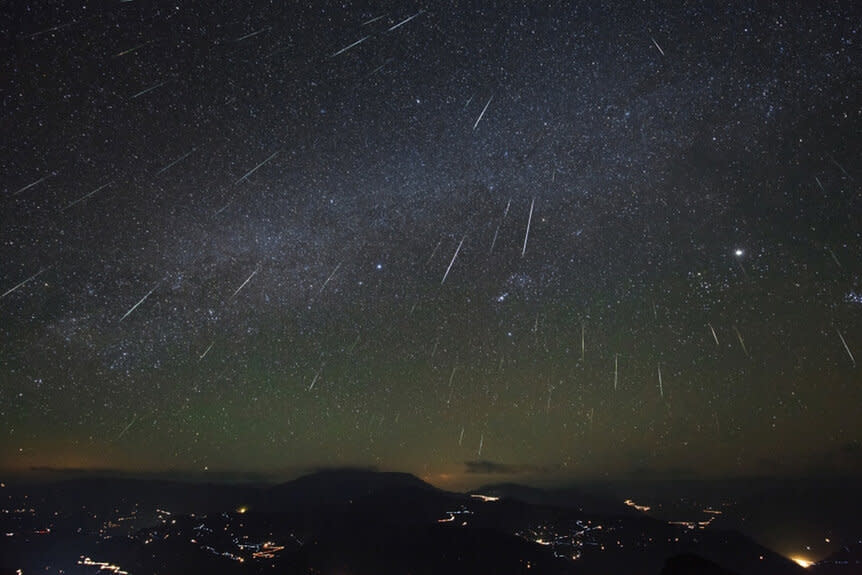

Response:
(1, 469), (813, 575)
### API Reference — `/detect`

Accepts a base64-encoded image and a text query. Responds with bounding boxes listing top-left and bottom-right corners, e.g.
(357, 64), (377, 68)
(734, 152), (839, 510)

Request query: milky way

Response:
(1, 1), (860, 486)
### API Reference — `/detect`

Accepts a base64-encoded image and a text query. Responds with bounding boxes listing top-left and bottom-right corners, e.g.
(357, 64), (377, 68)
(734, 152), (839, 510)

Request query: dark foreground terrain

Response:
(6, 469), (858, 574)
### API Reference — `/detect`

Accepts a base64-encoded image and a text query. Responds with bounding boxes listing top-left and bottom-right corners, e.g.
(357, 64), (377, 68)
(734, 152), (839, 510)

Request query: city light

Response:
(623, 499), (651, 512)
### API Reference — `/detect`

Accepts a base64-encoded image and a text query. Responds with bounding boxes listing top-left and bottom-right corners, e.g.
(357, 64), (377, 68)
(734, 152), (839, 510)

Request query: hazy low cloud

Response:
(464, 461), (557, 475)
(307, 465), (379, 474)
(27, 466), (273, 483)
(625, 465), (700, 480)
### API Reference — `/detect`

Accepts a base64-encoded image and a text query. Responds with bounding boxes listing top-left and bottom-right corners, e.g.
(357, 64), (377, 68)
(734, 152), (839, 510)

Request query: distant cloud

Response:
(307, 465), (379, 474)
(755, 441), (862, 476)
(30, 466), (116, 475)
(464, 461), (556, 475)
(27, 466), (273, 483)
(626, 465), (700, 480)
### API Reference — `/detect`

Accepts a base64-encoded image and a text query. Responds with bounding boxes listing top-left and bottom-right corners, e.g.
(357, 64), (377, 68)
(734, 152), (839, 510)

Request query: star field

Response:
(1, 1), (860, 487)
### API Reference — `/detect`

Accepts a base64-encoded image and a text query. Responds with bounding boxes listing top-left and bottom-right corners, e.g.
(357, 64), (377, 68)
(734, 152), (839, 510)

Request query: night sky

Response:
(1, 1), (860, 488)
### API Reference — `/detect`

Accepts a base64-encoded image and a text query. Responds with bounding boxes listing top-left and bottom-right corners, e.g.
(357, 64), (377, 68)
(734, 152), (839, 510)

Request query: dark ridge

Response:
(660, 553), (740, 575)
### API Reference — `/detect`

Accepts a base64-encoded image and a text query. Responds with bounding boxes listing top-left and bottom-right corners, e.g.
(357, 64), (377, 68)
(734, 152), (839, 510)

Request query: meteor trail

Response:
(446, 366), (457, 406)
(815, 176), (826, 193)
(232, 266), (260, 298)
(62, 182), (110, 211)
(362, 15), (385, 26)
(366, 59), (391, 77)
(425, 239), (442, 266)
(489, 200), (511, 255)
(131, 80), (168, 99)
(489, 226), (501, 254)
(154, 149), (195, 176)
(733, 326), (749, 357)
(826, 247), (842, 268)
(349, 334), (361, 353)
(318, 262), (342, 294)
(581, 320), (585, 361)
(388, 10), (423, 32)
(1, 267), (50, 300)
(441, 236), (465, 284)
(836, 328), (856, 366)
(116, 414), (139, 440)
(199, 341), (215, 361)
(331, 35), (369, 57)
(522, 198), (534, 257)
(308, 371), (320, 391)
(473, 95), (494, 131)
(708, 323), (720, 346)
(826, 152), (853, 180)
(235, 151), (279, 184)
(236, 27), (268, 41)
(113, 41), (152, 58)
(119, 280), (161, 322)
(28, 19), (77, 39)
(13, 175), (51, 196)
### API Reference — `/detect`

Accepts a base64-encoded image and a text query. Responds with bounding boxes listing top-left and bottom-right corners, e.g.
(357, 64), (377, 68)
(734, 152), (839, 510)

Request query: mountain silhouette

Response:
(1, 470), (814, 575)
